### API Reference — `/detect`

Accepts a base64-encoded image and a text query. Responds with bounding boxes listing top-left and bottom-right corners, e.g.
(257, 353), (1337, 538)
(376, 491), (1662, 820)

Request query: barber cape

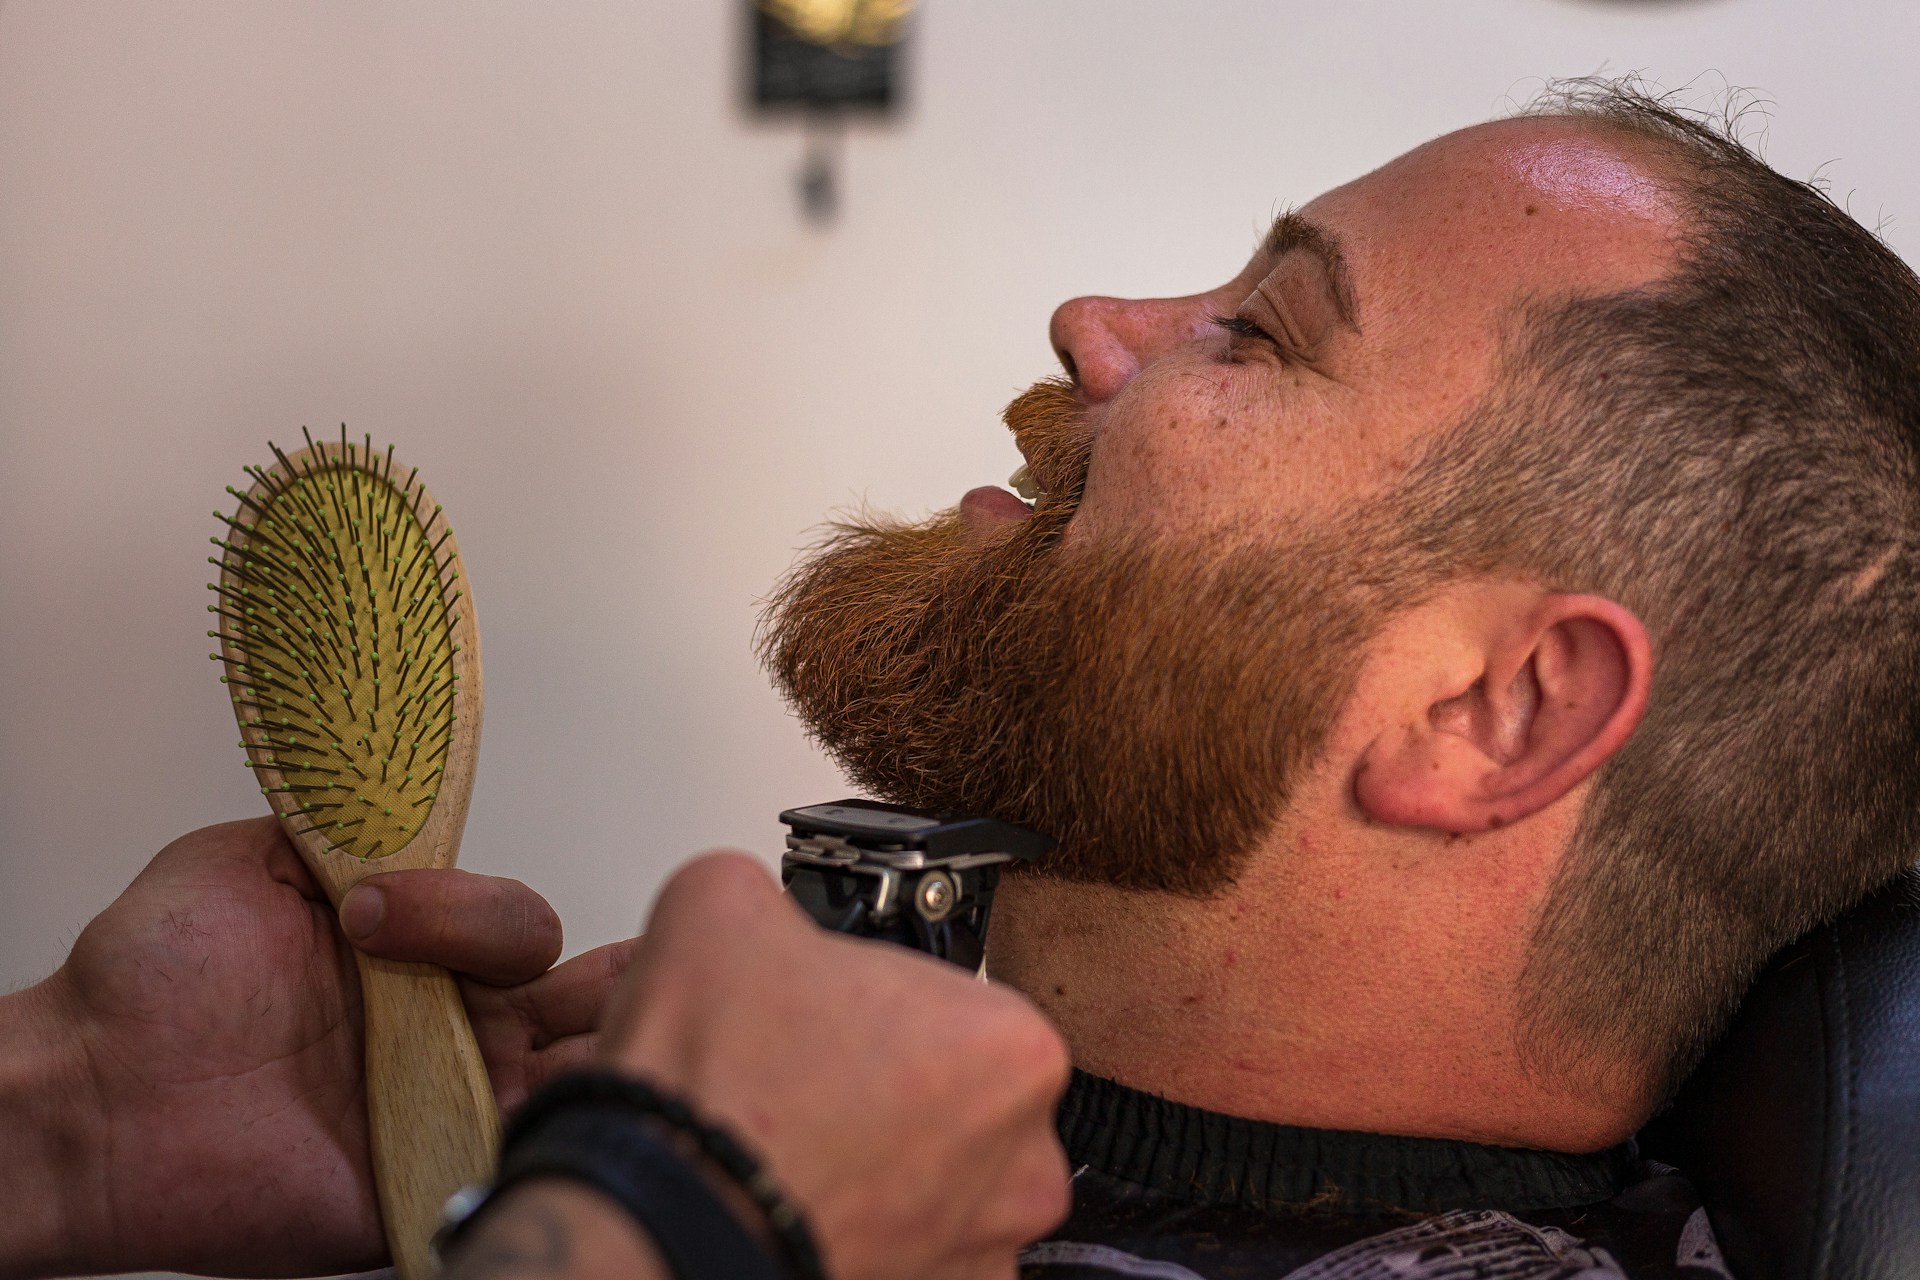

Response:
(1022, 1072), (1732, 1280)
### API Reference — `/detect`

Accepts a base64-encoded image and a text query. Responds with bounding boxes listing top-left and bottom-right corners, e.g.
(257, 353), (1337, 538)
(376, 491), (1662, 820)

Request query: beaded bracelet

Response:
(475, 1069), (826, 1280)
(446, 1101), (787, 1280)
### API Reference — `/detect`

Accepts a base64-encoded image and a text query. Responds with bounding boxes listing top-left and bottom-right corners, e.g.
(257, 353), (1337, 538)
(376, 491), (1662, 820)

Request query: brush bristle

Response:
(210, 432), (461, 861)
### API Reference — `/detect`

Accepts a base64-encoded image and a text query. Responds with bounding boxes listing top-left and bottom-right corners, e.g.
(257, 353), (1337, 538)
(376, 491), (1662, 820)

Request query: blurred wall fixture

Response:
(749, 0), (914, 224)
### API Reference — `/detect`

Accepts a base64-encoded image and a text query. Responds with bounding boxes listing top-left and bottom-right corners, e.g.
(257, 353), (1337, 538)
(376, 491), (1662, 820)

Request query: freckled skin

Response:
(990, 117), (1679, 1153)
(1060, 117), (1677, 552)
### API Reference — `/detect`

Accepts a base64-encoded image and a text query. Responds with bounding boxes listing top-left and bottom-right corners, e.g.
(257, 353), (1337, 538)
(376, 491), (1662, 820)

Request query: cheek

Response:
(1074, 364), (1332, 538)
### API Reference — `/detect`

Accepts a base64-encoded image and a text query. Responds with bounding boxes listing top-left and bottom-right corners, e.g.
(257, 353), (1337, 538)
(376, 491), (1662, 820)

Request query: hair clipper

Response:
(779, 799), (1054, 972)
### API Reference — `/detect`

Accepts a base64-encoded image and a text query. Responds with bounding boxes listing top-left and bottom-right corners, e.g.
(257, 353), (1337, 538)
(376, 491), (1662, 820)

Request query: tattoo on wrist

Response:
(442, 1183), (666, 1280)
(444, 1201), (572, 1280)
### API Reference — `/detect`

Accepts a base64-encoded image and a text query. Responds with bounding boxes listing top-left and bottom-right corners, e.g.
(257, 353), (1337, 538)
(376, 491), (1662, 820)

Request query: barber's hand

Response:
(603, 853), (1073, 1280)
(22, 816), (629, 1278)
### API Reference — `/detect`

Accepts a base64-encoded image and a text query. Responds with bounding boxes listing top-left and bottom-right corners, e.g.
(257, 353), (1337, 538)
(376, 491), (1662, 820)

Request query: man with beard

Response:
(760, 82), (1920, 1278)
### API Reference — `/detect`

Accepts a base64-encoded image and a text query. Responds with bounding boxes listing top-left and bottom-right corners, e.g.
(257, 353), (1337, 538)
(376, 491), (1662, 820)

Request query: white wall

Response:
(5, 0), (1918, 989)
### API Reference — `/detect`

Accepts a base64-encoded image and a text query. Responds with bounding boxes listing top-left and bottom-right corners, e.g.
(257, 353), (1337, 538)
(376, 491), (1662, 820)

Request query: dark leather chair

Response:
(1637, 869), (1920, 1280)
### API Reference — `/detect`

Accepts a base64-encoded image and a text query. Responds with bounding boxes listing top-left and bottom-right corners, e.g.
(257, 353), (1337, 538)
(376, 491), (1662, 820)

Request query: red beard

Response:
(758, 379), (1394, 894)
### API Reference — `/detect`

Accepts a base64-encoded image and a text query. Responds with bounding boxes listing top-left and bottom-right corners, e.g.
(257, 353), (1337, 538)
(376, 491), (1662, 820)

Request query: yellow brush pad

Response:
(214, 462), (460, 860)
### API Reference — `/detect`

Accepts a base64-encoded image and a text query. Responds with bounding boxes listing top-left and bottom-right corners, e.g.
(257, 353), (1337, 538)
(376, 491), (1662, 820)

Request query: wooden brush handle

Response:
(355, 951), (501, 1280)
(220, 440), (495, 1277)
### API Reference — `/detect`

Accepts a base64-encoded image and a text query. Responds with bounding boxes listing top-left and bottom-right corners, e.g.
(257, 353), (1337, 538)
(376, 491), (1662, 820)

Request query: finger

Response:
(504, 937), (635, 1048)
(153, 814), (321, 894)
(988, 1131), (1073, 1244)
(928, 1253), (1020, 1280)
(342, 868), (563, 985)
(948, 1252), (1022, 1280)
(246, 816), (325, 899)
(529, 1033), (597, 1088)
(601, 851), (786, 1049)
(483, 1032), (598, 1118)
(644, 851), (786, 941)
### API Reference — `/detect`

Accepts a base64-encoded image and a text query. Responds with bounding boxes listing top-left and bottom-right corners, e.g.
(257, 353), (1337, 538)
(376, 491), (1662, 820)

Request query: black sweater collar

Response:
(1057, 1070), (1640, 1215)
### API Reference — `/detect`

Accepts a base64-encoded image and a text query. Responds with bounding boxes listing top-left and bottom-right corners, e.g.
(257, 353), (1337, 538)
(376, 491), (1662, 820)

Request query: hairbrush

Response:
(208, 428), (491, 1280)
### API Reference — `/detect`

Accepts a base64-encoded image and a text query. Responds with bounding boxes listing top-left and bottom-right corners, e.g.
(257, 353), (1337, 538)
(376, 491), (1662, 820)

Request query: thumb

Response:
(340, 869), (562, 985)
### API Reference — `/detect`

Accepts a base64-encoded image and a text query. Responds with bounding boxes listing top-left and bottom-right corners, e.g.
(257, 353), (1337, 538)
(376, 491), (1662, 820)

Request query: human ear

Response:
(1352, 594), (1651, 833)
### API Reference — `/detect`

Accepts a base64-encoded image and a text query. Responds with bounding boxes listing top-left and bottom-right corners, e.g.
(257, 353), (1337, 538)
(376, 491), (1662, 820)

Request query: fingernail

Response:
(340, 884), (386, 942)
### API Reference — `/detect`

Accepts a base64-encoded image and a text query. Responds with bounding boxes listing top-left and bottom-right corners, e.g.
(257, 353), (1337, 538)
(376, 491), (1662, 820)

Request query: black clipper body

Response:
(779, 799), (1054, 971)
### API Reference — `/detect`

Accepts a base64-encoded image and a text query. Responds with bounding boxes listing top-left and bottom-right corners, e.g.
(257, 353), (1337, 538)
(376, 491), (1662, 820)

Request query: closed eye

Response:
(1211, 314), (1268, 340)
(1211, 313), (1289, 361)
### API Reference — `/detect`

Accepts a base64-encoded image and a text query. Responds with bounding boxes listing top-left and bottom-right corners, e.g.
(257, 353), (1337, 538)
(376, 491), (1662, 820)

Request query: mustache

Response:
(1003, 377), (1093, 512)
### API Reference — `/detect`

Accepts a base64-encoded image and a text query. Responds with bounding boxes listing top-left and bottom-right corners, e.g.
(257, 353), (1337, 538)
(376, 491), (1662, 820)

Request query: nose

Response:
(1048, 294), (1207, 404)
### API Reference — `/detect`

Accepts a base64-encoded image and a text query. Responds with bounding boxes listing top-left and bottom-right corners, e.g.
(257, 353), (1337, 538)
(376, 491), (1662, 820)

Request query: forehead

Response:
(1295, 117), (1683, 434)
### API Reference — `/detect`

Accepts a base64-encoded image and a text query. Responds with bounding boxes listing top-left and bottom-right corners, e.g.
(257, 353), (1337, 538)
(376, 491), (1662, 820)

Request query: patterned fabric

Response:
(1021, 1073), (1734, 1280)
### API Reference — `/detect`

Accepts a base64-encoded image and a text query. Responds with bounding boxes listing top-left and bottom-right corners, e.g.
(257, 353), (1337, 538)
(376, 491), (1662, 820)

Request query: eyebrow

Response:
(1261, 211), (1360, 331)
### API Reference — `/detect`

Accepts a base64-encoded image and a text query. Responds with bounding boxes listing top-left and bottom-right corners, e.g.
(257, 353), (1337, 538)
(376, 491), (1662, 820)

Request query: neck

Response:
(986, 831), (1645, 1153)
